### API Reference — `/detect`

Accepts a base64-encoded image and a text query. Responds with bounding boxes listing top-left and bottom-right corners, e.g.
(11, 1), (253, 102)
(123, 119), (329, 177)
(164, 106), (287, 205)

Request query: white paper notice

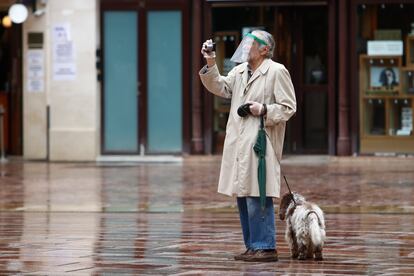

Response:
(367, 40), (403, 56)
(52, 23), (76, 80)
(27, 49), (44, 92)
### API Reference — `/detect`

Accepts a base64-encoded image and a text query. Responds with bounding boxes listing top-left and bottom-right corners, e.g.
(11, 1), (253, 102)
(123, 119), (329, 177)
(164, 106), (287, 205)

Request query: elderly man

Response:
(199, 30), (296, 262)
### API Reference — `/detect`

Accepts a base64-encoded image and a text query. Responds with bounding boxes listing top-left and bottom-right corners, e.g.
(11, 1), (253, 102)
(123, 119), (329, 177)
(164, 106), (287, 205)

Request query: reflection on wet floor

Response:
(0, 156), (413, 274)
(0, 212), (413, 274)
(1, 156), (413, 213)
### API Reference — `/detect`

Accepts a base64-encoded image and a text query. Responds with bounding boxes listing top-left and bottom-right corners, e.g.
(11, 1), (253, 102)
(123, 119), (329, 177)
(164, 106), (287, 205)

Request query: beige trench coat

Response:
(199, 58), (296, 198)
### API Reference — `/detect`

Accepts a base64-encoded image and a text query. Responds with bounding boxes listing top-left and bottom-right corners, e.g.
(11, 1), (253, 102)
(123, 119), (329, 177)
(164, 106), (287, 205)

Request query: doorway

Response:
(209, 3), (334, 154)
(100, 0), (190, 155)
(0, 11), (23, 156)
(276, 6), (330, 154)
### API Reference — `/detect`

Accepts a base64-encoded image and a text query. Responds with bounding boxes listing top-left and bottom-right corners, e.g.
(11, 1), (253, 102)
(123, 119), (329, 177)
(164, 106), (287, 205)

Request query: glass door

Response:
(147, 11), (183, 153)
(102, 11), (139, 153)
(101, 1), (189, 155)
(276, 6), (330, 154)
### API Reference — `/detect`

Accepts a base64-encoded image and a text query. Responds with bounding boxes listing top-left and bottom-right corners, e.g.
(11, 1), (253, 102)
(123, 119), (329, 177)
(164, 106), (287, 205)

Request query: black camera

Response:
(204, 41), (216, 53)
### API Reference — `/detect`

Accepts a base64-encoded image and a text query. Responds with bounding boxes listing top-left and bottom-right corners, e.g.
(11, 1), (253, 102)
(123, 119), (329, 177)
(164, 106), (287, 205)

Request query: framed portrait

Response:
(370, 66), (399, 88)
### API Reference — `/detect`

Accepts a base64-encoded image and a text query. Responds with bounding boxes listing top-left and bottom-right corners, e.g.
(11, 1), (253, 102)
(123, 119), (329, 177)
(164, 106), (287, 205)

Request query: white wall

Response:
(23, 5), (47, 159)
(23, 0), (100, 161)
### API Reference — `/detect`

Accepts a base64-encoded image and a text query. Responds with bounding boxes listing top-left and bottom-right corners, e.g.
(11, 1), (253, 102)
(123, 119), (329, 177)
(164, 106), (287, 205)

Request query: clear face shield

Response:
(230, 33), (268, 63)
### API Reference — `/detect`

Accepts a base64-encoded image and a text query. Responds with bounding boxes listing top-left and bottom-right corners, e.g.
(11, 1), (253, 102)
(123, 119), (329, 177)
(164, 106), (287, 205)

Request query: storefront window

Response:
(357, 4), (414, 153)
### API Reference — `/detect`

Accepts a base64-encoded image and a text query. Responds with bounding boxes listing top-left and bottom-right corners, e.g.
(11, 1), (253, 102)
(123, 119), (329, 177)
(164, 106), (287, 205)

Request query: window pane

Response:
(148, 11), (182, 153)
(104, 11), (138, 152)
(364, 99), (386, 135)
(389, 99), (412, 136)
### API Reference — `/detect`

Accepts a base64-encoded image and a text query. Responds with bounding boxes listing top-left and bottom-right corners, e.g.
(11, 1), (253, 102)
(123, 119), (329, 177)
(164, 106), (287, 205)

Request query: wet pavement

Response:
(0, 155), (413, 275)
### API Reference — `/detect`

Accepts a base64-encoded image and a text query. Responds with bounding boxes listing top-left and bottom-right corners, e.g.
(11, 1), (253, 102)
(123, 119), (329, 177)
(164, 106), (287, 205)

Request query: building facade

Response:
(0, 0), (413, 161)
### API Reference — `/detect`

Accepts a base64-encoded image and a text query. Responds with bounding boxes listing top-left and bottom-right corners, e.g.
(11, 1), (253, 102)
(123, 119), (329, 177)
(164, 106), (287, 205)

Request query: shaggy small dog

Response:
(279, 192), (326, 260)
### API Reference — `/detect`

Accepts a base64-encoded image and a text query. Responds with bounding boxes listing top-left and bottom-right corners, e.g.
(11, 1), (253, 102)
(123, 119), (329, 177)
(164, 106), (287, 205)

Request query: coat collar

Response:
(239, 59), (271, 88)
(238, 58), (271, 75)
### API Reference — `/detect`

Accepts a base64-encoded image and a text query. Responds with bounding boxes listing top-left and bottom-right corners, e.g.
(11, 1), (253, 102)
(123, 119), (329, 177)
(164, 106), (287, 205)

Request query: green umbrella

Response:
(253, 115), (266, 210)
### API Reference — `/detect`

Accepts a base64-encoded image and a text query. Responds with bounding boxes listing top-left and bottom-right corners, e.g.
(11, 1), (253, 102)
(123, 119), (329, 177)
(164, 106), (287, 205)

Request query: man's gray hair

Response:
(252, 30), (275, 59)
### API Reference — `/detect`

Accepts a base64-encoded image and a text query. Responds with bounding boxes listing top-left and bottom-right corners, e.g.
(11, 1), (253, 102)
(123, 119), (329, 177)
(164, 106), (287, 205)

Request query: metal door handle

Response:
(137, 81), (141, 96)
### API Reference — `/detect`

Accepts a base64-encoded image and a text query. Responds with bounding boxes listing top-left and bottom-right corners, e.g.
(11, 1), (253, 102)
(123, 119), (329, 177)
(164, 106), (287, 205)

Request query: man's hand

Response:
(201, 39), (216, 65)
(246, 101), (264, 116)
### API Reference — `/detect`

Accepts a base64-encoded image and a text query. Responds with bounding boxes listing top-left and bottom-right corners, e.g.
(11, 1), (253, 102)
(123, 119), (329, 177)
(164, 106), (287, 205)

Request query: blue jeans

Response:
(237, 197), (276, 250)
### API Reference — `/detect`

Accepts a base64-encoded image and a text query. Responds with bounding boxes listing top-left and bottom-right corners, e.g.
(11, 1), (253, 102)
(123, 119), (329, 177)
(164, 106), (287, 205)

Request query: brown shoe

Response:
(242, 249), (278, 262)
(234, 248), (254, 260)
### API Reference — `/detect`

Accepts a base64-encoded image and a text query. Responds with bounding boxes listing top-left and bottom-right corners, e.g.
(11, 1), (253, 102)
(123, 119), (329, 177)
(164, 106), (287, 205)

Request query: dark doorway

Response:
(209, 3), (333, 154)
(0, 12), (23, 155)
(276, 7), (330, 154)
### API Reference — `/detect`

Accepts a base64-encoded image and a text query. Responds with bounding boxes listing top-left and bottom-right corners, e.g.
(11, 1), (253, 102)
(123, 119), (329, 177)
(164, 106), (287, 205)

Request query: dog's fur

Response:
(279, 192), (326, 260)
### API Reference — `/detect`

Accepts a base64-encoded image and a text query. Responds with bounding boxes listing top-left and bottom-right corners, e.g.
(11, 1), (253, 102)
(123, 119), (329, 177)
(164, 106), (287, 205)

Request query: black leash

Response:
(283, 175), (296, 205)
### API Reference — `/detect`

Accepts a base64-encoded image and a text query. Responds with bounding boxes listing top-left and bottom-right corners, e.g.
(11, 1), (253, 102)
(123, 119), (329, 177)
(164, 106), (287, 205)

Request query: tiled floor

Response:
(0, 156), (413, 275)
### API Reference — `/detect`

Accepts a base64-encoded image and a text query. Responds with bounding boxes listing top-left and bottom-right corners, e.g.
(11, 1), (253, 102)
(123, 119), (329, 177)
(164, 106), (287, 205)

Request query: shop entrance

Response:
(0, 11), (23, 156)
(210, 3), (334, 154)
(101, 0), (190, 155)
(276, 6), (330, 154)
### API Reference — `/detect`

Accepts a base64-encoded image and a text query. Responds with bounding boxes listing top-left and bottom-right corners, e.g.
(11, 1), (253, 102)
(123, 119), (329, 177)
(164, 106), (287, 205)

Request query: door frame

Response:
(100, 0), (190, 155)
